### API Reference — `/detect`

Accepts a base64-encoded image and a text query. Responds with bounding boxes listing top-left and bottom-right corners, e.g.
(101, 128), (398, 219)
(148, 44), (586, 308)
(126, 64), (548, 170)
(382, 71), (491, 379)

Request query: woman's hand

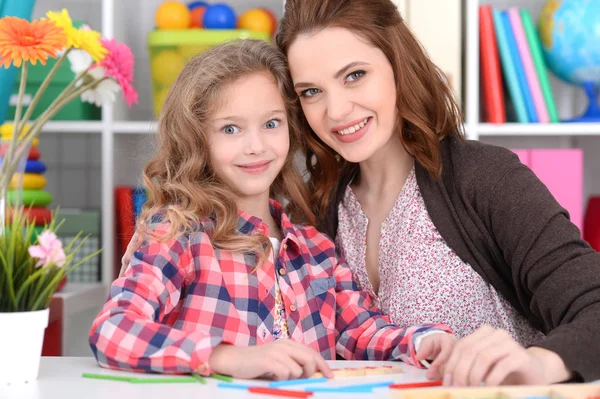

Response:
(119, 232), (143, 278)
(439, 326), (572, 386)
(415, 332), (457, 380)
(208, 340), (334, 380)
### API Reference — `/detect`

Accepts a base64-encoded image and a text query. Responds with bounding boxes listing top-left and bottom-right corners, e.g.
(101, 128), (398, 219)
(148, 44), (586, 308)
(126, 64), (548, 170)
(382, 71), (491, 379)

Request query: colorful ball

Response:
(190, 5), (207, 28)
(187, 1), (208, 10)
(155, 1), (191, 30)
(238, 8), (275, 36)
(260, 8), (278, 35)
(203, 4), (237, 29)
(151, 50), (185, 86)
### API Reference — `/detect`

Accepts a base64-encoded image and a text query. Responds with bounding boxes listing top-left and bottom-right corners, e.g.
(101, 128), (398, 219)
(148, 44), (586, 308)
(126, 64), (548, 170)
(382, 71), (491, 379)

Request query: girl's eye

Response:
(346, 70), (366, 82)
(264, 119), (281, 129)
(222, 125), (240, 135)
(300, 88), (321, 98)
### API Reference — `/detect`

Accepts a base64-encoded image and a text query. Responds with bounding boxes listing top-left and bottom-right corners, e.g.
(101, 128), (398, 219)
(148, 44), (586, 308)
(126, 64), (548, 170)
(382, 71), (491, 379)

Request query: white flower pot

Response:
(0, 308), (49, 385)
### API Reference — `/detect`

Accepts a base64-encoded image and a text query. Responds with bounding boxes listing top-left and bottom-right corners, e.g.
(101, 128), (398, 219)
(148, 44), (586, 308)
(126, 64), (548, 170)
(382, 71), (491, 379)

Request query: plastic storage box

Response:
(147, 29), (270, 115)
(6, 57), (102, 121)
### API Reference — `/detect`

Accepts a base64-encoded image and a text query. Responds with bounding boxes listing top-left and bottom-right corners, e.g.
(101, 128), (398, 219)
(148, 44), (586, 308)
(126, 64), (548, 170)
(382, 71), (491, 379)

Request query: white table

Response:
(1, 357), (430, 399)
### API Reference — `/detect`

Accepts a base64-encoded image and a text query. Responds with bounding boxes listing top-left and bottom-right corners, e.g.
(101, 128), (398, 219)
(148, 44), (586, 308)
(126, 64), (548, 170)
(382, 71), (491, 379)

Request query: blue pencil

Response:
(269, 377), (328, 388)
(217, 382), (255, 390)
(305, 380), (394, 393)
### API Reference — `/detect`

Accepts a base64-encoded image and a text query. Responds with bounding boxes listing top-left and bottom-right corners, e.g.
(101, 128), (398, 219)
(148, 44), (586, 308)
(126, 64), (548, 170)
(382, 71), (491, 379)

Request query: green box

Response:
(147, 29), (271, 115)
(6, 45), (101, 121)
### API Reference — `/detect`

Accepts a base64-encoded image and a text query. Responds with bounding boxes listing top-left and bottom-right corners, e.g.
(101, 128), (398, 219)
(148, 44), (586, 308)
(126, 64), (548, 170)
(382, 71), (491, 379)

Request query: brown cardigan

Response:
(414, 136), (600, 381)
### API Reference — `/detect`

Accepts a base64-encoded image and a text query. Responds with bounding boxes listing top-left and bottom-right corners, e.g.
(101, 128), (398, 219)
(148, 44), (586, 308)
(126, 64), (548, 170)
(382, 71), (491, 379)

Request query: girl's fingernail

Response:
(443, 373), (452, 386)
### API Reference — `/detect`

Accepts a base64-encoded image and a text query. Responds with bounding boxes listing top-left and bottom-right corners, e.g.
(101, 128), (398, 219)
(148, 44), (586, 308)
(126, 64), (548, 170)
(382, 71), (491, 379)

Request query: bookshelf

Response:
(465, 0), (600, 140)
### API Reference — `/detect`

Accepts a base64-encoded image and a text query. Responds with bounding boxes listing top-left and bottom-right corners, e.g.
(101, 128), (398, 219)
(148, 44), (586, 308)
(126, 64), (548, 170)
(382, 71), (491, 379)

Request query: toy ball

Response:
(238, 8), (275, 36)
(151, 50), (185, 86)
(155, 1), (191, 30)
(203, 4), (237, 29)
(187, 1), (208, 10)
(190, 5), (207, 28)
(260, 8), (278, 35)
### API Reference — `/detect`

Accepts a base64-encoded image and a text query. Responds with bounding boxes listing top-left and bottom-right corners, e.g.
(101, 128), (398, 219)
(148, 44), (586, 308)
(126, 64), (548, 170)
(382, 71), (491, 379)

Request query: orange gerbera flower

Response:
(0, 16), (67, 69)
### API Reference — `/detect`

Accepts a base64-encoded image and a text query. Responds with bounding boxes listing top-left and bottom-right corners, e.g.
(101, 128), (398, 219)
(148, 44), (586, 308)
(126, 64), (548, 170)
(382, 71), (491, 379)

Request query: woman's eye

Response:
(346, 70), (366, 82)
(264, 119), (281, 129)
(222, 125), (240, 135)
(300, 88), (321, 98)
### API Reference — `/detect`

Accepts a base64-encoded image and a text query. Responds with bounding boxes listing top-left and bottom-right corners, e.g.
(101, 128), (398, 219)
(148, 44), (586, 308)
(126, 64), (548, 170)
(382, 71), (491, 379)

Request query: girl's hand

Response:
(208, 340), (334, 380)
(440, 326), (571, 386)
(415, 333), (457, 380)
(119, 232), (143, 278)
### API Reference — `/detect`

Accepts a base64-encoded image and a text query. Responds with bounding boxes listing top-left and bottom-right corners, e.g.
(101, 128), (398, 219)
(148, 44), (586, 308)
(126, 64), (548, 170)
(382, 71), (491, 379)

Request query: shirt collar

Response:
(236, 199), (302, 250)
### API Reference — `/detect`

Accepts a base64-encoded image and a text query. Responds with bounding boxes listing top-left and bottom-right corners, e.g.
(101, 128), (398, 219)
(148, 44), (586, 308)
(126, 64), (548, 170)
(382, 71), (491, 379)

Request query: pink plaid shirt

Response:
(89, 200), (451, 375)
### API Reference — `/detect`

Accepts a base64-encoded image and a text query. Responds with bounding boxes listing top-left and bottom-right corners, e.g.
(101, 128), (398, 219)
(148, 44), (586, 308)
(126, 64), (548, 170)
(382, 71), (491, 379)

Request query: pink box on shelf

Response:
(511, 149), (583, 231)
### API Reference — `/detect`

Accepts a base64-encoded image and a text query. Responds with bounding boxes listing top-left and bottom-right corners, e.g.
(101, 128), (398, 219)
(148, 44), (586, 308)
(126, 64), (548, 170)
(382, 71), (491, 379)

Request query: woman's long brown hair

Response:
(276, 0), (465, 238)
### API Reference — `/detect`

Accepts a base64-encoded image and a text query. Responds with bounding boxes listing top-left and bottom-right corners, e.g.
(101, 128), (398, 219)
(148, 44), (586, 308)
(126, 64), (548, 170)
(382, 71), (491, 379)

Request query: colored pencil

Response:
(82, 373), (132, 382)
(217, 382), (255, 390)
(248, 387), (313, 398)
(389, 380), (443, 389)
(209, 373), (233, 382)
(306, 380), (394, 393)
(192, 373), (207, 384)
(269, 377), (327, 388)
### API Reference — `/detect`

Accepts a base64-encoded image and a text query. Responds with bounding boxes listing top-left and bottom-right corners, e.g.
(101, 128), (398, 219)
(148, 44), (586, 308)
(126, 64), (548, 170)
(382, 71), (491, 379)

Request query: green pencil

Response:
(129, 377), (198, 384)
(209, 373), (233, 382)
(82, 372), (133, 382)
(192, 373), (207, 384)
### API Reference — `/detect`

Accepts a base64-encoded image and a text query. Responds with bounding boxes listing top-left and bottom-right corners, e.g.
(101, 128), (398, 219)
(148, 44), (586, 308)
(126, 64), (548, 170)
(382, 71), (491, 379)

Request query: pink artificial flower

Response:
(98, 38), (138, 108)
(28, 230), (67, 268)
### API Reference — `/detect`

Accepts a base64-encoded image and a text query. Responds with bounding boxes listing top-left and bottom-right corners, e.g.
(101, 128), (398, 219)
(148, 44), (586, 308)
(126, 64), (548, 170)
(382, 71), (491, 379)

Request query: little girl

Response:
(89, 40), (454, 380)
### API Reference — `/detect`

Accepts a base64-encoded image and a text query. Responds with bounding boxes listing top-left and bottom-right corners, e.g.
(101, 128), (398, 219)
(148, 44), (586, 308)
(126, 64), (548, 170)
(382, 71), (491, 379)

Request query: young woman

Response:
(275, 0), (600, 386)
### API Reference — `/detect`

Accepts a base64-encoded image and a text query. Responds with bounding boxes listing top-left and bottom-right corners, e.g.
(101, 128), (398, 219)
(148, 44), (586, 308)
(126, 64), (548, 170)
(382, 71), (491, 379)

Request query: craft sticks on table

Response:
(82, 372), (227, 384)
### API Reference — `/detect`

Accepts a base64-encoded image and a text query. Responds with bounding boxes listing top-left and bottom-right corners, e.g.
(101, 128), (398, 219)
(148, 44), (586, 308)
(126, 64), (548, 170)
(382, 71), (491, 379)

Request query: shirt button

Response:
(278, 268), (286, 276)
(197, 365), (206, 372)
(289, 304), (297, 312)
(282, 243), (288, 250)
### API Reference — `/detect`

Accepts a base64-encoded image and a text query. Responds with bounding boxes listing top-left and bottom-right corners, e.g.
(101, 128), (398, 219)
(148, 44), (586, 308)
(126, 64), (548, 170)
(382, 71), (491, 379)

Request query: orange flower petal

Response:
(0, 16), (66, 68)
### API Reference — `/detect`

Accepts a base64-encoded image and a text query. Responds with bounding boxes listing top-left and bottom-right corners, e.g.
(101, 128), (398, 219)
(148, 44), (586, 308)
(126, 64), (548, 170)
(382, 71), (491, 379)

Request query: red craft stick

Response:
(389, 380), (443, 389)
(248, 387), (313, 398)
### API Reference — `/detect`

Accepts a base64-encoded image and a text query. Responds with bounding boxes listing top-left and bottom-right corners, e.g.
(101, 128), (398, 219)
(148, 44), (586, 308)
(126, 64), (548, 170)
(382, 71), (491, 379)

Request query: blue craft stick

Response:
(306, 380), (394, 393)
(217, 382), (255, 390)
(269, 377), (328, 388)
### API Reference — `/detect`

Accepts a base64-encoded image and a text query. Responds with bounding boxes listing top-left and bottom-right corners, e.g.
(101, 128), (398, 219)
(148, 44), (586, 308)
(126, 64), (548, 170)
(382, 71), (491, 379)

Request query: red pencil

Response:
(389, 380), (443, 389)
(248, 387), (313, 398)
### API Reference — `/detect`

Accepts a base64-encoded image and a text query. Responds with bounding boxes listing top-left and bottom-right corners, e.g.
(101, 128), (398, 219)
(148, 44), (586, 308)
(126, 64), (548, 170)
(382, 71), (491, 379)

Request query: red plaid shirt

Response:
(89, 200), (451, 375)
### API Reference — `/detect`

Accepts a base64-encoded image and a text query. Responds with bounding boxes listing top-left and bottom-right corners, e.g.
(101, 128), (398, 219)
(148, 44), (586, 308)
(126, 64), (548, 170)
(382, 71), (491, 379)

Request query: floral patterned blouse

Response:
(336, 167), (544, 345)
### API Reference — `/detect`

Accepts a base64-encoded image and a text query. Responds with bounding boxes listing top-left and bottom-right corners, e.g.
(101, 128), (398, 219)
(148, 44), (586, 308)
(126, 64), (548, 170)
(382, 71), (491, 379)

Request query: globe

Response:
(539, 0), (600, 122)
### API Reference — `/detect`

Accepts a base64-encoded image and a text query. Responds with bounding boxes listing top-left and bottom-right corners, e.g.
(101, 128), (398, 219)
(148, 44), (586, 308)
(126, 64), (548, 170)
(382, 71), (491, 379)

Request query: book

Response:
(508, 8), (549, 123)
(503, 10), (537, 122)
(479, 5), (506, 123)
(492, 8), (528, 123)
(520, 8), (559, 122)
